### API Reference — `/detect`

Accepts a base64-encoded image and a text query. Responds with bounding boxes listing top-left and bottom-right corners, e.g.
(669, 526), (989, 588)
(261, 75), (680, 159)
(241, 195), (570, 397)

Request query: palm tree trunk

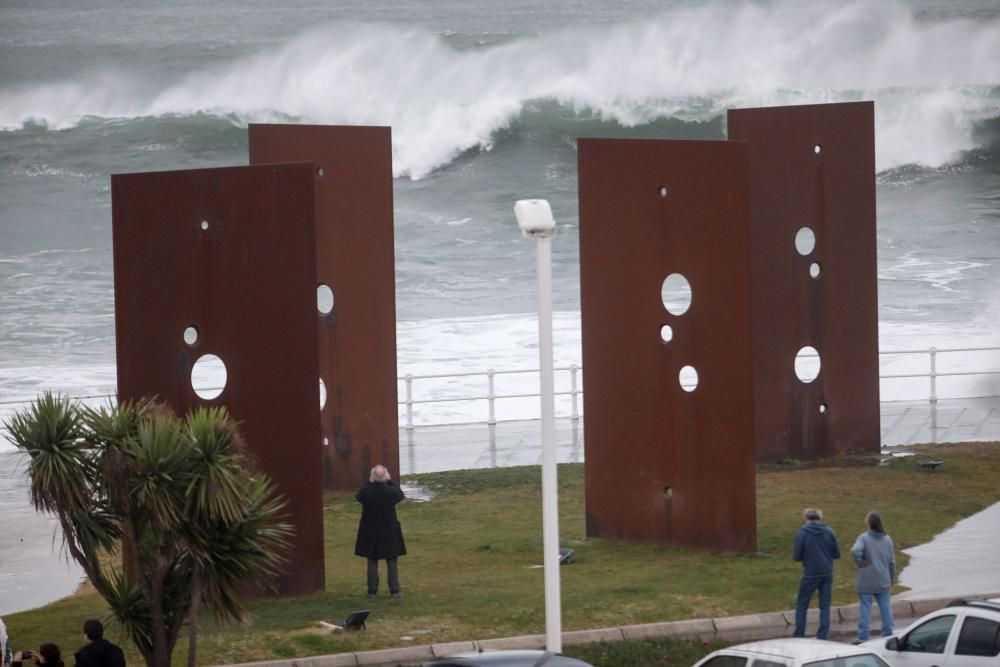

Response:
(187, 571), (202, 667)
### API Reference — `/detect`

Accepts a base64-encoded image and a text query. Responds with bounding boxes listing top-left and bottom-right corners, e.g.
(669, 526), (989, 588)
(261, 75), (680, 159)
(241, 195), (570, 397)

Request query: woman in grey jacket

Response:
(851, 511), (897, 642)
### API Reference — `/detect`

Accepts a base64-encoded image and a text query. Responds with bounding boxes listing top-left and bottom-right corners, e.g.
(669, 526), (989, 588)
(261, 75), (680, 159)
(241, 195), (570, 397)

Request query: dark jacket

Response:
(354, 480), (406, 560)
(74, 638), (125, 667)
(793, 520), (841, 577)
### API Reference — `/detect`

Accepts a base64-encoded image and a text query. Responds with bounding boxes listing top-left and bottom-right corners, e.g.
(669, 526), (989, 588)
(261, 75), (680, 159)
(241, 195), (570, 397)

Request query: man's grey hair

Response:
(370, 464), (388, 483)
(803, 507), (823, 521)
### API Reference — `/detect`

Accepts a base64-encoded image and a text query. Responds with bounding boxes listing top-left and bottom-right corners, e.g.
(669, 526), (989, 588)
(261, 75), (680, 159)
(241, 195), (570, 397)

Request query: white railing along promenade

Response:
(1, 346), (998, 430)
(398, 346), (1000, 429)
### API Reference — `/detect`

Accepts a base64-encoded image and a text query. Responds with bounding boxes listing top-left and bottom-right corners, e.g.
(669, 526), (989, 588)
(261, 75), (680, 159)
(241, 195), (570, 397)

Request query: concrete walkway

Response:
(880, 396), (1000, 447)
(220, 594), (1000, 667)
(400, 396), (1000, 475)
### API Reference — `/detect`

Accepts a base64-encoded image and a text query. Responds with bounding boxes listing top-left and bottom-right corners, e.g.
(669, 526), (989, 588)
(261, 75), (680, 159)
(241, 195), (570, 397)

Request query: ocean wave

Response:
(13, 164), (93, 180)
(1, 0), (999, 177)
(878, 253), (991, 293)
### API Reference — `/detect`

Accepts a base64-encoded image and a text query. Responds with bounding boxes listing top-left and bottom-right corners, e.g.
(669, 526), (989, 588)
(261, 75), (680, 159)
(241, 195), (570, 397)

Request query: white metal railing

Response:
(876, 346), (1000, 405)
(1, 347), (998, 430)
(397, 346), (1000, 429)
(399, 364), (582, 430)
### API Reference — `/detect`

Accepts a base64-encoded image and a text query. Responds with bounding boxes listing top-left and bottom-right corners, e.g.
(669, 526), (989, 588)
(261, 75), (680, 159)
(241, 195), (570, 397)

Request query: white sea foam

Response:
(879, 253), (991, 293)
(2, 311), (997, 453)
(1, 0), (999, 176)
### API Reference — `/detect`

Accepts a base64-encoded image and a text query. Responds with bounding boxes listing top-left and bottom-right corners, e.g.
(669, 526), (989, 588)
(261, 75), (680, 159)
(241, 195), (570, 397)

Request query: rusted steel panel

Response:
(111, 163), (325, 595)
(578, 138), (757, 552)
(728, 102), (880, 462)
(249, 125), (399, 491)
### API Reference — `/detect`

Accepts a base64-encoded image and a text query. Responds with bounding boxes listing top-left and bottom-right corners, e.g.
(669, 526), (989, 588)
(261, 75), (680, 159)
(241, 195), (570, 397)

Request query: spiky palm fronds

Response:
(104, 568), (154, 654)
(4, 393), (292, 667)
(130, 416), (189, 533)
(3, 392), (89, 515)
(184, 406), (249, 524)
(189, 476), (295, 622)
(5, 395), (294, 667)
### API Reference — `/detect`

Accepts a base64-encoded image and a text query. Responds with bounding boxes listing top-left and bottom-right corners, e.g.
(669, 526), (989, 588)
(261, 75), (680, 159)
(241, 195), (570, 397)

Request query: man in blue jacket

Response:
(793, 507), (841, 639)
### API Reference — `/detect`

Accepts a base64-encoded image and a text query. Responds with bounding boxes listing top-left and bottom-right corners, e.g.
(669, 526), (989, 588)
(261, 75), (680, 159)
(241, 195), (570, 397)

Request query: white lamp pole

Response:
(513, 199), (562, 653)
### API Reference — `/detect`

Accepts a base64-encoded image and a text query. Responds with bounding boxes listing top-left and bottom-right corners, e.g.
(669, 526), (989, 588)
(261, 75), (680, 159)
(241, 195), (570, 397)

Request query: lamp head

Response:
(513, 199), (556, 238)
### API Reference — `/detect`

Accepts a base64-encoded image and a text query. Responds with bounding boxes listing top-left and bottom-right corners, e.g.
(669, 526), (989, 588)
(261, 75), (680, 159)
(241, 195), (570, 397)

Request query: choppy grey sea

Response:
(2, 0), (1000, 613)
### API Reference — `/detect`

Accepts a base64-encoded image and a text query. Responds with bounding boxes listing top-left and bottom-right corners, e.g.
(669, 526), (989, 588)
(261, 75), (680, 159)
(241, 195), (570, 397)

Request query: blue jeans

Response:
(794, 574), (833, 639)
(858, 592), (893, 641)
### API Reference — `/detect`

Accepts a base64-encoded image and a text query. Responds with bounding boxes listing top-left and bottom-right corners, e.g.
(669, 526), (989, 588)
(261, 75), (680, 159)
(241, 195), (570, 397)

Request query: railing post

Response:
(570, 363), (580, 421)
(487, 369), (496, 425)
(405, 374), (414, 431)
(929, 347), (938, 405)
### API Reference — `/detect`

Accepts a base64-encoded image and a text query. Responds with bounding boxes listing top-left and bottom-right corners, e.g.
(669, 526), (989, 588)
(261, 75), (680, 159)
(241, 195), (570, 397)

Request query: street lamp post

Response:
(513, 198), (562, 653)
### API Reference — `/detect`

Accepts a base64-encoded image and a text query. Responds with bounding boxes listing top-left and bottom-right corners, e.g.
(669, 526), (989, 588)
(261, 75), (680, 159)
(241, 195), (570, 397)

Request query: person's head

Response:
(369, 465), (388, 483)
(38, 643), (62, 665)
(803, 507), (823, 522)
(82, 619), (103, 642)
(866, 511), (884, 532)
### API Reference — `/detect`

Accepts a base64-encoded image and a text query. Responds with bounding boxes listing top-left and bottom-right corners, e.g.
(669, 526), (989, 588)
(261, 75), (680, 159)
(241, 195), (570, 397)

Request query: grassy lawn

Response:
(6, 443), (1000, 666)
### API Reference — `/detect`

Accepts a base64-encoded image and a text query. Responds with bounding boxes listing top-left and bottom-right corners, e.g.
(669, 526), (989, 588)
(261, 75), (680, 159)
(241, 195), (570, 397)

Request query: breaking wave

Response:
(1, 0), (999, 178)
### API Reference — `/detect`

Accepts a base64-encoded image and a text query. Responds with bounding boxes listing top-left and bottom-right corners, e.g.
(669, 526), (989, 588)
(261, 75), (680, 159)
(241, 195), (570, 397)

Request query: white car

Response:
(692, 638), (891, 667)
(863, 598), (1000, 667)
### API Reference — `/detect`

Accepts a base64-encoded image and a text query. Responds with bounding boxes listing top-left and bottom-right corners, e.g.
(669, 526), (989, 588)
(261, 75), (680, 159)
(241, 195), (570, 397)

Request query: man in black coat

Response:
(355, 464), (406, 597)
(74, 619), (125, 667)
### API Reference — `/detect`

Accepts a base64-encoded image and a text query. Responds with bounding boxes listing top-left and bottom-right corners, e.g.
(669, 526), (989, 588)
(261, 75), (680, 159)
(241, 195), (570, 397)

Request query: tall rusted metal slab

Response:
(728, 102), (880, 462)
(578, 139), (757, 552)
(111, 163), (325, 596)
(248, 125), (399, 491)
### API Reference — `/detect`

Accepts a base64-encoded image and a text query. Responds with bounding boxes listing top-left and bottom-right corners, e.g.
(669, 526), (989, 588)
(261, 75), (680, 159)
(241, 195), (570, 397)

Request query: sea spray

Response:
(1, 0), (1000, 176)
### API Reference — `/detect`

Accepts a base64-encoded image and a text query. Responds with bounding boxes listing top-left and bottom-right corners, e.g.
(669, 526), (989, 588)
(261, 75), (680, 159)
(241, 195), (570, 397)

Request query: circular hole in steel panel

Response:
(810, 262), (822, 279)
(814, 144), (822, 155)
(191, 354), (227, 400)
(819, 403), (829, 415)
(319, 378), (327, 410)
(200, 220), (209, 231)
(660, 325), (673, 343)
(323, 436), (330, 447)
(317, 284), (334, 315)
(661, 273), (692, 316)
(183, 326), (199, 346)
(795, 227), (816, 256)
(795, 346), (821, 383)
(679, 365), (699, 392)
(316, 167), (325, 177)
(663, 486), (673, 500)
(658, 185), (669, 199)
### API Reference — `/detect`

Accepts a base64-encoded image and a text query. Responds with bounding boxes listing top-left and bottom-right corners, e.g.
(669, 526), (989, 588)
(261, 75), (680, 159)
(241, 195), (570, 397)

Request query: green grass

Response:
(7, 443), (1000, 666)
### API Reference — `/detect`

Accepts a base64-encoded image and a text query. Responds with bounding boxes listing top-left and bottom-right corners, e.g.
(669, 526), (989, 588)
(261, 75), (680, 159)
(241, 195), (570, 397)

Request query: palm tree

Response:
(4, 394), (293, 667)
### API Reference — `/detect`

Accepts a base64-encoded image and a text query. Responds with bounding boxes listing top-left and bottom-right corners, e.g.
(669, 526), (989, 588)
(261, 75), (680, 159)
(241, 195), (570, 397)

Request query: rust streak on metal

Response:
(578, 138), (757, 552)
(111, 162), (325, 595)
(249, 125), (399, 491)
(728, 102), (880, 463)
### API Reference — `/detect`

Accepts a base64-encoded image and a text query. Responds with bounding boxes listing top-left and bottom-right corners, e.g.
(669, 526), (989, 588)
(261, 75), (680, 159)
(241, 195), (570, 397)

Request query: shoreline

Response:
(0, 451), (85, 616)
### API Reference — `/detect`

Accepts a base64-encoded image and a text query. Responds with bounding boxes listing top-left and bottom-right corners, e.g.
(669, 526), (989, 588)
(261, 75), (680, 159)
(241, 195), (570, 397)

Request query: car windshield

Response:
(803, 655), (890, 667)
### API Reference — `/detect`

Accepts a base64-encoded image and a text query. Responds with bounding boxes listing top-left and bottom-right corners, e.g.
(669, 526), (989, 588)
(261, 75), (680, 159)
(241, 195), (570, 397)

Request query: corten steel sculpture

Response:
(249, 124), (399, 491)
(111, 163), (325, 596)
(578, 138), (757, 552)
(728, 102), (880, 463)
